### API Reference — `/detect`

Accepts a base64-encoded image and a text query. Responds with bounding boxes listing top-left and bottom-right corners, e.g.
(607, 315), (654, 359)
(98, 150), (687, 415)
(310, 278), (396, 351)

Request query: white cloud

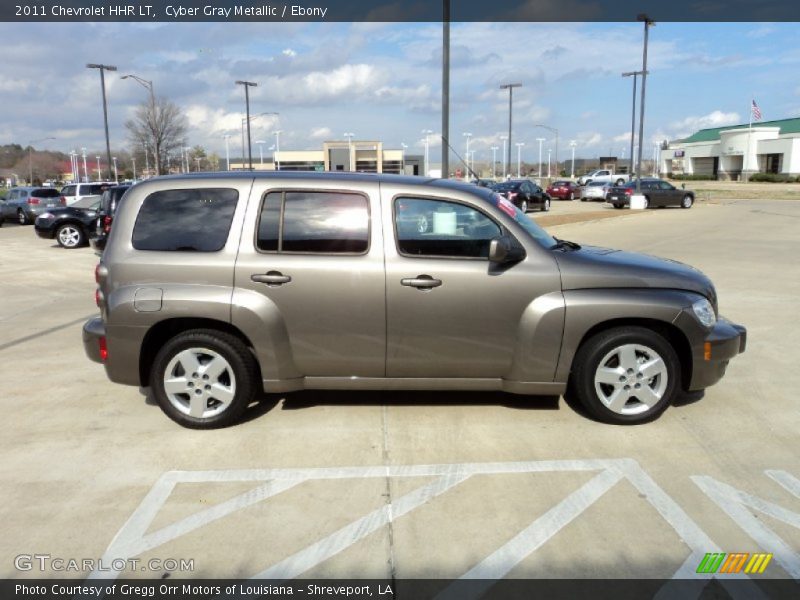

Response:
(669, 110), (741, 139)
(309, 127), (332, 139)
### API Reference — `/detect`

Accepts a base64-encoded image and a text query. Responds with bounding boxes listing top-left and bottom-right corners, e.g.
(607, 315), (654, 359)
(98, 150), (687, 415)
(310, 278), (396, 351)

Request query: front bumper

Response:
(82, 316), (106, 364)
(688, 317), (746, 391)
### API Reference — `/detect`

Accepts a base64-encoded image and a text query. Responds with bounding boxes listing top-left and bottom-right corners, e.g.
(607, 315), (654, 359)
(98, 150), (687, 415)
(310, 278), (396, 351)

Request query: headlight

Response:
(692, 298), (716, 328)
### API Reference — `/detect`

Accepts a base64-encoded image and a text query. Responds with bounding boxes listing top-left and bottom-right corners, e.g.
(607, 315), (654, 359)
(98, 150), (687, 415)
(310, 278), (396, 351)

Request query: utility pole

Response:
(344, 132), (355, 171)
(441, 0), (450, 178)
(570, 141), (577, 178)
(500, 83), (522, 179)
(490, 146), (498, 178)
(635, 15), (654, 194)
(235, 80), (258, 170)
(536, 138), (545, 180)
(86, 63), (117, 180)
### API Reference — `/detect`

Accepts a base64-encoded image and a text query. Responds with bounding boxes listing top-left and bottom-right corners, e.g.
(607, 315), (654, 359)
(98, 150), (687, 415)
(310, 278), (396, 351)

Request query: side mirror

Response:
(681, 183), (686, 190)
(489, 235), (526, 264)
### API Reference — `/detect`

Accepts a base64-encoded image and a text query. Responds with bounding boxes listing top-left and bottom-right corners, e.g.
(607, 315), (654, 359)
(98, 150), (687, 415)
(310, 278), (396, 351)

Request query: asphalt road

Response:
(0, 199), (797, 591)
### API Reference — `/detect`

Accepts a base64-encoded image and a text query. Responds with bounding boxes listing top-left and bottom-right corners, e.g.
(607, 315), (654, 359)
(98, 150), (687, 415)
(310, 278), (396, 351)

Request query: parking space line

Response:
(0, 314), (95, 352)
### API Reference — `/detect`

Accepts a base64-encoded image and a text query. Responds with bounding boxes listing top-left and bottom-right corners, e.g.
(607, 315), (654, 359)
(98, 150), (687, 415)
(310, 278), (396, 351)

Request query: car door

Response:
(658, 181), (680, 206)
(233, 183), (386, 378)
(385, 194), (559, 378)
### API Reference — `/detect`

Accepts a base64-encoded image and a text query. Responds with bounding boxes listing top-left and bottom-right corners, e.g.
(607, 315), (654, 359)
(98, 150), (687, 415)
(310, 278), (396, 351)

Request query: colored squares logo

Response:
(696, 552), (773, 574)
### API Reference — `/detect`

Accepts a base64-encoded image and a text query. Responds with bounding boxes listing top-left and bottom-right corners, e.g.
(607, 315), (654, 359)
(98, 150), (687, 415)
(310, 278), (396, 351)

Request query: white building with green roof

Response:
(662, 117), (800, 180)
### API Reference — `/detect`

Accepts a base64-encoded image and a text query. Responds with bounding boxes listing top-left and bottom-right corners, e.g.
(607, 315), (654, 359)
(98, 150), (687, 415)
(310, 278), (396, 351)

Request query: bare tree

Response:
(125, 96), (188, 176)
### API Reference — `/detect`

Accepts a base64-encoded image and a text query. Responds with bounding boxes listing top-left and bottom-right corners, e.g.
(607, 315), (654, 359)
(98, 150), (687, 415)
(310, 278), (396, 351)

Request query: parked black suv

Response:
(91, 185), (131, 252)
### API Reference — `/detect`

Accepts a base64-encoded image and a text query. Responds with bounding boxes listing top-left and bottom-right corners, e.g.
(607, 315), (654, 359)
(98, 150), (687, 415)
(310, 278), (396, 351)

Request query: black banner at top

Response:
(3, 0), (800, 22)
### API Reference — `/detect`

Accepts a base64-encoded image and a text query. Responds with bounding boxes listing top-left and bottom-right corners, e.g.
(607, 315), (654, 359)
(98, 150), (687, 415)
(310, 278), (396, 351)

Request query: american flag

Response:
(751, 100), (762, 121)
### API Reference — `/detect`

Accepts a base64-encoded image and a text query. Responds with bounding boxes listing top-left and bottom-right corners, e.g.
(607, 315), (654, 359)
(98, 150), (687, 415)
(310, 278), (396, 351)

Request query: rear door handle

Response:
(401, 275), (442, 289)
(251, 271), (292, 286)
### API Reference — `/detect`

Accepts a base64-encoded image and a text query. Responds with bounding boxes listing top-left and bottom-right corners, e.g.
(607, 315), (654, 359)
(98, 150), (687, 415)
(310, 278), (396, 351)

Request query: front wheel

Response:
(150, 329), (260, 429)
(643, 197), (650, 209)
(18, 210), (28, 225)
(541, 198), (550, 212)
(56, 223), (85, 248)
(613, 203), (624, 209)
(568, 326), (680, 424)
(520, 199), (528, 213)
(681, 195), (694, 209)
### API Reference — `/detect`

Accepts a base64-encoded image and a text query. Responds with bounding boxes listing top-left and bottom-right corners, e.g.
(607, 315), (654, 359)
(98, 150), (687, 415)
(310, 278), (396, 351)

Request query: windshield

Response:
(489, 193), (556, 248)
(492, 182), (521, 191)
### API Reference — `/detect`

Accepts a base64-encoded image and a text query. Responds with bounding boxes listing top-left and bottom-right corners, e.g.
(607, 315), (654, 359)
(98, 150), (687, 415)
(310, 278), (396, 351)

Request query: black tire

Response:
(643, 197), (650, 209)
(520, 199), (528, 213)
(613, 204), (623, 209)
(569, 192), (575, 200)
(150, 329), (259, 429)
(18, 210), (28, 225)
(681, 195), (694, 209)
(541, 197), (550, 212)
(615, 179), (625, 186)
(56, 223), (86, 248)
(568, 326), (680, 425)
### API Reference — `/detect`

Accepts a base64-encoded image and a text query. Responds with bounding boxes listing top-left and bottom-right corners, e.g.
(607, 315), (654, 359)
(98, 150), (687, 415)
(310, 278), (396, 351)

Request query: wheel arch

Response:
(568, 317), (692, 392)
(139, 317), (260, 388)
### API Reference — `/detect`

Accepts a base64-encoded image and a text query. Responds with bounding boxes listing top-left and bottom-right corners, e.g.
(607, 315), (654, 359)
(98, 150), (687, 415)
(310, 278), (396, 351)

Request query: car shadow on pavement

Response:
(276, 389), (561, 411)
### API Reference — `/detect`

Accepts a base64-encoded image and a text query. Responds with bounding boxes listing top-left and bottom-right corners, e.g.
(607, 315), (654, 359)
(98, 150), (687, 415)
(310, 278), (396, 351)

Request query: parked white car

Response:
(576, 169), (630, 187)
(581, 181), (611, 201)
(60, 182), (113, 206)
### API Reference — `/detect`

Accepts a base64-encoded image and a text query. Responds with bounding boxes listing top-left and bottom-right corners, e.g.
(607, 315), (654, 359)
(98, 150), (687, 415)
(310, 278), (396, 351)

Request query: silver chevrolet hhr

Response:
(83, 172), (745, 428)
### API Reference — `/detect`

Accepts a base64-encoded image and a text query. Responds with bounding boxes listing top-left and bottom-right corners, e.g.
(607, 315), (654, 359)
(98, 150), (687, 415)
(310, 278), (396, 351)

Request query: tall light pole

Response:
(516, 142), (525, 177)
(547, 148), (552, 178)
(490, 145), (498, 178)
(442, 0), (450, 178)
(255, 140), (266, 165)
(224, 135), (231, 171)
(499, 135), (508, 179)
(422, 129), (433, 176)
(96, 155), (101, 181)
(622, 69), (646, 177)
(121, 74), (158, 173)
(635, 14), (654, 194)
(70, 151), (78, 182)
(401, 142), (408, 173)
(463, 132), (472, 174)
(500, 83), (522, 179)
(184, 146), (191, 174)
(533, 124), (559, 177)
(81, 148), (88, 182)
(535, 138), (545, 180)
(343, 132), (355, 171)
(274, 130), (282, 170)
(112, 156), (118, 183)
(132, 157), (136, 180)
(570, 140), (577, 178)
(235, 80), (258, 170)
(143, 142), (149, 178)
(86, 63), (117, 180)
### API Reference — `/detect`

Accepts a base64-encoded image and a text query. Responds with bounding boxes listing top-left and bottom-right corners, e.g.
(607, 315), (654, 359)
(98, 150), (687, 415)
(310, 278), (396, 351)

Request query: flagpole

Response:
(745, 96), (753, 183)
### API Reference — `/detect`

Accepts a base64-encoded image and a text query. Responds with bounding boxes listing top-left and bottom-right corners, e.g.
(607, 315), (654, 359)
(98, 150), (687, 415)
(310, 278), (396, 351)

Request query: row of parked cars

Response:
(0, 182), (129, 249)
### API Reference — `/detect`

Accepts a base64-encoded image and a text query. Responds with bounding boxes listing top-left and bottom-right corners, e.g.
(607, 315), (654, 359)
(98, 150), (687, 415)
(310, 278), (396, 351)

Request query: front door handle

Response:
(401, 275), (442, 289)
(251, 271), (292, 286)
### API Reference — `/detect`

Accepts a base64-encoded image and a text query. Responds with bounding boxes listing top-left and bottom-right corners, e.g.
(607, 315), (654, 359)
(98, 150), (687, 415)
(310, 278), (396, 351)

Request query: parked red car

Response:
(545, 180), (581, 200)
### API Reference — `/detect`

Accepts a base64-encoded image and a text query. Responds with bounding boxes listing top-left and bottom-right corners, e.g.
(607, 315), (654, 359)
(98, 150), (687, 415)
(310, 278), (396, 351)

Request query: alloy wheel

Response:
(163, 347), (237, 419)
(593, 343), (668, 416)
(58, 225), (81, 247)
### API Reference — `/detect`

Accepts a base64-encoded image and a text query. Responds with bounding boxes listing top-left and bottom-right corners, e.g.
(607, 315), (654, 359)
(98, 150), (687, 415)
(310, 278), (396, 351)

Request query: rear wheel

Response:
(56, 223), (85, 248)
(681, 195), (694, 209)
(18, 210), (28, 225)
(569, 326), (680, 424)
(520, 199), (529, 213)
(568, 192), (575, 200)
(150, 329), (259, 429)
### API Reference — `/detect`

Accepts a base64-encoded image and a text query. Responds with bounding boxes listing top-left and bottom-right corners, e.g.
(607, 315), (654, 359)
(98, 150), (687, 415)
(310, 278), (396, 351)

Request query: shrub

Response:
(669, 174), (717, 181)
(749, 173), (797, 183)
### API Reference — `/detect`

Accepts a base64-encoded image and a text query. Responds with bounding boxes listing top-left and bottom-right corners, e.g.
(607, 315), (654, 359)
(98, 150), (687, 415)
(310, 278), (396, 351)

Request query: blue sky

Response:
(1, 21), (798, 165)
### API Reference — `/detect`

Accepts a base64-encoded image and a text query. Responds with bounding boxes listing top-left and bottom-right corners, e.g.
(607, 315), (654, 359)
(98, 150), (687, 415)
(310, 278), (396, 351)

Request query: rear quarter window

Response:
(132, 188), (239, 252)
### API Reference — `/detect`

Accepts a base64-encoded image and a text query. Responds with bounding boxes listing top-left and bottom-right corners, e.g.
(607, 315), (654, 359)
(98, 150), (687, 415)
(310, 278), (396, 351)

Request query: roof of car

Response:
(135, 171), (488, 195)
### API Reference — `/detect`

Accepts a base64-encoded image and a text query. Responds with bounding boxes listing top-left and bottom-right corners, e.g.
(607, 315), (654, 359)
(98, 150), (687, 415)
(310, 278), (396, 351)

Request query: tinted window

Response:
(61, 185), (76, 196)
(395, 197), (501, 259)
(33, 188), (60, 198)
(88, 184), (109, 195)
(132, 188), (238, 252)
(256, 191), (369, 254)
(658, 181), (673, 190)
(492, 182), (521, 192)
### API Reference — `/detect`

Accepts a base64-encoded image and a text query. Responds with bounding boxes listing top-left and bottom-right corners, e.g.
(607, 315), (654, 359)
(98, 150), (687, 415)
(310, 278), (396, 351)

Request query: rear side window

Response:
(132, 188), (238, 252)
(256, 190), (369, 254)
(61, 185), (76, 196)
(33, 188), (60, 198)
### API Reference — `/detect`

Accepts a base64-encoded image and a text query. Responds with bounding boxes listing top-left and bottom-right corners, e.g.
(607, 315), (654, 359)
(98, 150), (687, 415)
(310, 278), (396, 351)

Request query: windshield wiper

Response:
(550, 237), (581, 251)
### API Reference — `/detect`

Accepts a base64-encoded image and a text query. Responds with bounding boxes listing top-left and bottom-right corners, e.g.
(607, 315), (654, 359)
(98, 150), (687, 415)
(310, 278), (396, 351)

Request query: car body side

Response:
(86, 175), (737, 399)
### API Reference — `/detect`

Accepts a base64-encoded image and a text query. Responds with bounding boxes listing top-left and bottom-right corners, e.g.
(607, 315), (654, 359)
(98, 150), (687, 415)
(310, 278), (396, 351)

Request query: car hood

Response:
(553, 245), (717, 308)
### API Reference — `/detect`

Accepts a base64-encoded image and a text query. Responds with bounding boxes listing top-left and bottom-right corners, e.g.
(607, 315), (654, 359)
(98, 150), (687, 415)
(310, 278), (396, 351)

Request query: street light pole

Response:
(499, 135), (508, 179)
(533, 124), (559, 177)
(235, 80), (258, 170)
(570, 140), (577, 178)
(86, 63), (117, 180)
(500, 83), (522, 179)
(132, 157), (136, 180)
(422, 129), (433, 176)
(516, 142), (525, 177)
(274, 130), (281, 170)
(343, 133), (355, 171)
(112, 156), (118, 183)
(463, 132), (472, 174)
(224, 135), (231, 171)
(536, 138), (545, 180)
(96, 155), (101, 181)
(635, 15), (654, 194)
(490, 146), (498, 178)
(255, 140), (266, 165)
(547, 148), (552, 178)
(622, 70), (646, 177)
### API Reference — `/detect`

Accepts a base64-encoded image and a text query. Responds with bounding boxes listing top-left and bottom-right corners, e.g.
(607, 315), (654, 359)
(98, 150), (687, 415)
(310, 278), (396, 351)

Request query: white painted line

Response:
(766, 470), (800, 499)
(693, 474), (800, 580)
(436, 468), (623, 600)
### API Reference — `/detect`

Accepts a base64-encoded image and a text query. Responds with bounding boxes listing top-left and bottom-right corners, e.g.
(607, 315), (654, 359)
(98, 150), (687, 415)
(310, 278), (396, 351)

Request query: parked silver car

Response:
(83, 173), (745, 428)
(1, 186), (64, 224)
(60, 182), (113, 206)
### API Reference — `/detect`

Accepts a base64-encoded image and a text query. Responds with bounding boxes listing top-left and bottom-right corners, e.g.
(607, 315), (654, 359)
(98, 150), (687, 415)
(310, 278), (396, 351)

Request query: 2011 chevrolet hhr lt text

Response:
(83, 173), (746, 428)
